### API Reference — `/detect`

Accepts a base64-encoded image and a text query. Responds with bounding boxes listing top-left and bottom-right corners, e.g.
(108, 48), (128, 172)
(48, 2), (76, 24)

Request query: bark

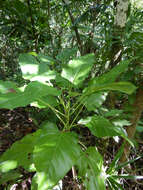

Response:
(109, 0), (129, 68)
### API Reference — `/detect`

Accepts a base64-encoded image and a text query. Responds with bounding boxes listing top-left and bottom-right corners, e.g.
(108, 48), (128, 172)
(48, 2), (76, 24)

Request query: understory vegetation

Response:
(0, 0), (143, 189)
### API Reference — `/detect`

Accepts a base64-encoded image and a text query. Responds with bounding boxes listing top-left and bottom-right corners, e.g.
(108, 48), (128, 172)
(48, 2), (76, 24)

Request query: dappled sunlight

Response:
(0, 160), (17, 172)
(20, 64), (39, 76)
(36, 171), (63, 190)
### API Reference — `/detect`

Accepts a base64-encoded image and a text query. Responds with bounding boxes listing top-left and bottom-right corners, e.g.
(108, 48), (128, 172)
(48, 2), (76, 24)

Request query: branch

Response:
(27, 0), (38, 52)
(62, 0), (83, 55)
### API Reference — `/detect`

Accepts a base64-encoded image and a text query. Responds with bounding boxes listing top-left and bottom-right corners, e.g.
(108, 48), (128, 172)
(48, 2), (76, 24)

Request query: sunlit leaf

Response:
(79, 116), (119, 137)
(104, 109), (123, 117)
(19, 53), (56, 83)
(83, 92), (108, 111)
(79, 116), (129, 138)
(85, 82), (136, 95)
(61, 53), (95, 86)
(0, 81), (60, 109)
(0, 130), (41, 172)
(34, 122), (81, 189)
(90, 60), (129, 85)
(31, 95), (59, 108)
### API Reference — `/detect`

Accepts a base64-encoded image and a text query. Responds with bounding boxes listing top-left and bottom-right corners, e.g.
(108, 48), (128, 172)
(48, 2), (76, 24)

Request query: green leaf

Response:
(54, 74), (73, 88)
(112, 119), (131, 127)
(19, 53), (39, 77)
(0, 170), (21, 184)
(77, 147), (106, 190)
(33, 122), (81, 189)
(79, 116), (133, 145)
(90, 60), (129, 85)
(108, 177), (125, 190)
(0, 81), (60, 109)
(31, 95), (59, 108)
(19, 53), (56, 83)
(79, 116), (120, 137)
(61, 53), (95, 86)
(0, 130), (41, 172)
(37, 54), (56, 65)
(83, 92), (108, 111)
(0, 80), (19, 94)
(85, 82), (136, 95)
(104, 109), (123, 117)
(111, 175), (143, 180)
(31, 173), (38, 190)
(25, 81), (61, 96)
(116, 154), (143, 171)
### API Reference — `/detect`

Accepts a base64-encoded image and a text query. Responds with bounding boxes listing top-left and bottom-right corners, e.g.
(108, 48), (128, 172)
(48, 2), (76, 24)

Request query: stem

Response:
(60, 96), (71, 130)
(38, 98), (66, 126)
(65, 100), (70, 129)
(71, 94), (86, 115)
(69, 104), (84, 129)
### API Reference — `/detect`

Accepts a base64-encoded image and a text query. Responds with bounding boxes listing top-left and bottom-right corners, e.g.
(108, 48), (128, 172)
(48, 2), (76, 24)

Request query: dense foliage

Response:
(0, 0), (143, 189)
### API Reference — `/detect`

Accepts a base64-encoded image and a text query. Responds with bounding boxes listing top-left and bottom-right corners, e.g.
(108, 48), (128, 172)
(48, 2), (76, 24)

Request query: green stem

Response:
(38, 98), (66, 126)
(64, 100), (71, 130)
(71, 95), (86, 116)
(69, 104), (84, 129)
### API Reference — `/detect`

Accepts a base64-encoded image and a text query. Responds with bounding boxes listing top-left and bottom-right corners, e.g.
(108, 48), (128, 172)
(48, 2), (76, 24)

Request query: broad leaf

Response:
(31, 95), (59, 108)
(37, 54), (56, 65)
(104, 109), (123, 117)
(33, 122), (81, 189)
(31, 173), (38, 190)
(79, 116), (119, 137)
(0, 80), (19, 94)
(61, 53), (95, 86)
(84, 82), (136, 95)
(0, 130), (41, 172)
(19, 53), (39, 77)
(77, 147), (106, 190)
(19, 53), (56, 83)
(0, 81), (60, 109)
(112, 119), (131, 127)
(89, 60), (129, 85)
(0, 170), (21, 184)
(25, 81), (61, 96)
(54, 74), (73, 88)
(83, 92), (108, 111)
(79, 116), (128, 138)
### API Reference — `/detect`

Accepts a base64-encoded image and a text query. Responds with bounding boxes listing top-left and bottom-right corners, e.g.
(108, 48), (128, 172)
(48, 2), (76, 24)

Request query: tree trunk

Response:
(110, 0), (129, 68)
(120, 85), (143, 163)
